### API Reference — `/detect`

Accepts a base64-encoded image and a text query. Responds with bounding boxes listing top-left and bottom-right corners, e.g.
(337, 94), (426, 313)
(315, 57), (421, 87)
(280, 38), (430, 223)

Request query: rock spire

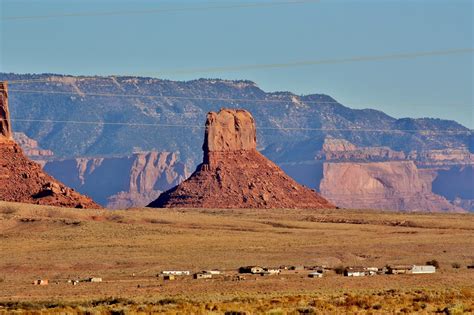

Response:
(0, 82), (12, 139)
(148, 108), (334, 209)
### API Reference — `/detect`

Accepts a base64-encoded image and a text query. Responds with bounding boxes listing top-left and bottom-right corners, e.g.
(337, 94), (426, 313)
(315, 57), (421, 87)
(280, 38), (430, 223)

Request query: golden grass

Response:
(0, 201), (473, 313)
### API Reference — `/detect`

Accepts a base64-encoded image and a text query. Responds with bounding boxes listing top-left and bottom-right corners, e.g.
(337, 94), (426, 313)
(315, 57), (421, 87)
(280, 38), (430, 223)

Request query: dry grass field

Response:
(0, 201), (473, 314)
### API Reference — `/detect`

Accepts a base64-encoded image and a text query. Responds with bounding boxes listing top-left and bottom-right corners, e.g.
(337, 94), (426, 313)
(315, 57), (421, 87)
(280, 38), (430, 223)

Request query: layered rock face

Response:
(320, 161), (462, 212)
(149, 109), (334, 209)
(43, 152), (188, 208)
(0, 82), (12, 140)
(312, 138), (468, 212)
(321, 138), (407, 162)
(13, 132), (54, 160)
(0, 82), (100, 208)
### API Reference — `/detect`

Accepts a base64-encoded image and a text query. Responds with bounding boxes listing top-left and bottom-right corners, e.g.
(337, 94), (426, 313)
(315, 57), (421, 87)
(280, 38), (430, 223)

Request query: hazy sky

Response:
(1, 0), (473, 127)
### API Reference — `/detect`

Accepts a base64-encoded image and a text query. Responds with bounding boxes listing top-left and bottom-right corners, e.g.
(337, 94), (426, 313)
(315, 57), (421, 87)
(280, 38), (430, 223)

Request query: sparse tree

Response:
(426, 260), (440, 269)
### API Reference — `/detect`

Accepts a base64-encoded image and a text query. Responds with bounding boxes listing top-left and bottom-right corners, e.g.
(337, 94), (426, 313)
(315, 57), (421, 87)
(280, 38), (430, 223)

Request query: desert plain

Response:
(0, 201), (473, 314)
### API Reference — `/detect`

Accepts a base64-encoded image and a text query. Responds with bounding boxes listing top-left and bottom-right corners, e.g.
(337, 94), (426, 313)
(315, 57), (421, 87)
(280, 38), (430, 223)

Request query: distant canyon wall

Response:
(42, 152), (188, 209)
(16, 132), (473, 212)
(319, 161), (460, 212)
(283, 138), (473, 212)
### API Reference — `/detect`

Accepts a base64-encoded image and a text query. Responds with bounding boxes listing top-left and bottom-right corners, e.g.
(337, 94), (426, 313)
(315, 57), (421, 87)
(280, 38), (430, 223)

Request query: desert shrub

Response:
(146, 218), (171, 224)
(90, 297), (132, 307)
(110, 309), (127, 315)
(0, 205), (18, 215)
(442, 303), (465, 314)
(157, 298), (179, 305)
(107, 214), (125, 223)
(372, 304), (382, 310)
(297, 307), (315, 314)
(451, 262), (461, 269)
(426, 260), (440, 269)
(334, 266), (345, 275)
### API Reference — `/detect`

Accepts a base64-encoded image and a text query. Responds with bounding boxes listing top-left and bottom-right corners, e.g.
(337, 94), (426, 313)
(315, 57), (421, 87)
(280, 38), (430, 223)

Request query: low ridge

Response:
(0, 82), (100, 208)
(148, 108), (334, 209)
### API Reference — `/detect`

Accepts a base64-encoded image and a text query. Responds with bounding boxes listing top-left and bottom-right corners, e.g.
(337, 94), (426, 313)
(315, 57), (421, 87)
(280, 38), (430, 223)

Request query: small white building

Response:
(264, 268), (281, 275)
(344, 267), (377, 277)
(366, 267), (378, 275)
(204, 270), (221, 275)
(161, 270), (191, 276)
(194, 273), (213, 279)
(250, 266), (264, 274)
(308, 271), (323, 278)
(344, 267), (369, 277)
(88, 277), (102, 283)
(239, 266), (265, 274)
(412, 265), (436, 274)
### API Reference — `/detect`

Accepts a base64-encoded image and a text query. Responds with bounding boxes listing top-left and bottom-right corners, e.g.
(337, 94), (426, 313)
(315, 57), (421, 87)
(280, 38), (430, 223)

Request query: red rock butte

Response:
(0, 82), (100, 208)
(148, 108), (334, 209)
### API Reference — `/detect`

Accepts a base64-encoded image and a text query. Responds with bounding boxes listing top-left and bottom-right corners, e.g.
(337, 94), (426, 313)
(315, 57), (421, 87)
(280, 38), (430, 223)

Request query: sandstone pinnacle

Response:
(148, 108), (334, 209)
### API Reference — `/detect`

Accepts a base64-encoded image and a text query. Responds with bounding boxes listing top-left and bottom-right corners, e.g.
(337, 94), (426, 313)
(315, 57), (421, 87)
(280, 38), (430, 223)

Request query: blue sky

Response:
(1, 0), (473, 127)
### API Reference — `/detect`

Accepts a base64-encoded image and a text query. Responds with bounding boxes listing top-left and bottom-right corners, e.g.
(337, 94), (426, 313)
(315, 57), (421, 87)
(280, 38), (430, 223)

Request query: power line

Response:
(7, 118), (202, 129)
(138, 48), (474, 75)
(4, 118), (472, 133)
(4, 48), (473, 82)
(1, 0), (319, 21)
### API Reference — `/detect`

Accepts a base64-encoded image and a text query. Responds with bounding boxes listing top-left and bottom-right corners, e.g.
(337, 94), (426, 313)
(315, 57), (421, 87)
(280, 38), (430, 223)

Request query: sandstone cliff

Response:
(13, 132), (54, 160)
(0, 82), (100, 208)
(321, 138), (407, 161)
(43, 151), (188, 208)
(319, 161), (463, 212)
(315, 136), (471, 213)
(0, 82), (11, 139)
(149, 109), (334, 209)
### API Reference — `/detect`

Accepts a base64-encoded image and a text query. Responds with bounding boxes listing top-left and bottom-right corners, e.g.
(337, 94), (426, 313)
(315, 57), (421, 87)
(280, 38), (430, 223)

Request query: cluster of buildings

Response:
(33, 277), (102, 286)
(344, 265), (436, 277)
(32, 264), (438, 286)
(159, 270), (221, 281)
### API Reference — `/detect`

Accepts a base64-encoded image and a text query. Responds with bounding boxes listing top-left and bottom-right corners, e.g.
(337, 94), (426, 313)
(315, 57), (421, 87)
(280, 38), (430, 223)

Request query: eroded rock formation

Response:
(0, 82), (100, 208)
(0, 82), (12, 139)
(148, 109), (334, 209)
(13, 132), (54, 160)
(319, 139), (466, 212)
(43, 151), (188, 208)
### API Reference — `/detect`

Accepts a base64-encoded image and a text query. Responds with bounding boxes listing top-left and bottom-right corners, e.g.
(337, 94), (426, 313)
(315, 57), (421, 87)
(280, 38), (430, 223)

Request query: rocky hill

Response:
(0, 82), (100, 209)
(149, 109), (334, 209)
(1, 73), (472, 211)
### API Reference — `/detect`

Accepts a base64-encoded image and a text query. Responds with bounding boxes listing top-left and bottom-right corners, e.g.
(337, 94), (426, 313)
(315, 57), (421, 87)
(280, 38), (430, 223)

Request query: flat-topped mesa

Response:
(203, 109), (256, 167)
(0, 82), (12, 140)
